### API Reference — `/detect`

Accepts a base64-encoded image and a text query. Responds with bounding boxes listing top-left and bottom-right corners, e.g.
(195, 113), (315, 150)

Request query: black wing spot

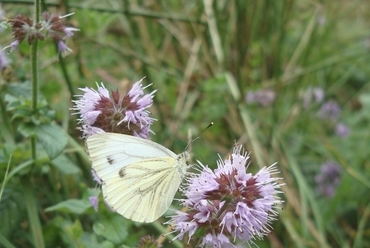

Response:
(107, 156), (114, 165)
(119, 168), (126, 178)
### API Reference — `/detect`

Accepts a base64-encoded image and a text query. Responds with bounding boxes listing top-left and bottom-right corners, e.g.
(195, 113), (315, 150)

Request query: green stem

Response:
(34, 0), (41, 22)
(31, 38), (39, 162)
(30, 0), (40, 163)
(31, 41), (39, 112)
(58, 53), (75, 97)
(30, 8), (39, 175)
(25, 1), (44, 247)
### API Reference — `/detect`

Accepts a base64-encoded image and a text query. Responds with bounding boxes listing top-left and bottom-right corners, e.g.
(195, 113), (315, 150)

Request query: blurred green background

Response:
(0, 0), (369, 247)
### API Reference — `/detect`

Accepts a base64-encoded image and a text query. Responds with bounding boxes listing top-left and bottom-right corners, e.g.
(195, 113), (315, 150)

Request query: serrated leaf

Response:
(80, 232), (116, 248)
(66, 220), (83, 239)
(45, 199), (92, 214)
(36, 123), (68, 160)
(12, 108), (33, 120)
(93, 216), (128, 245)
(4, 94), (22, 111)
(0, 188), (24, 237)
(6, 81), (32, 98)
(18, 122), (37, 138)
(51, 155), (81, 175)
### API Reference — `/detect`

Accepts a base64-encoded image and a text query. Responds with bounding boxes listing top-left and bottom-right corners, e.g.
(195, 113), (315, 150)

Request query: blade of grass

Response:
(323, 139), (370, 189)
(203, 0), (224, 69)
(262, 47), (370, 87)
(283, 9), (318, 75)
(281, 140), (329, 248)
(238, 103), (264, 168)
(175, 38), (202, 121)
(22, 178), (45, 248)
(353, 201), (370, 248)
(281, 215), (306, 246)
(0, 154), (12, 202)
(0, 232), (16, 248)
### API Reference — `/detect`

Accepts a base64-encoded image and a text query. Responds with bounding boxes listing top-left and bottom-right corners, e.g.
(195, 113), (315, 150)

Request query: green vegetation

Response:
(0, 0), (369, 247)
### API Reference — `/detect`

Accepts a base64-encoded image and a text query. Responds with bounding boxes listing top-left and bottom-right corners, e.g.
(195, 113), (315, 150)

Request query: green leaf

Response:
(4, 94), (22, 111)
(93, 216), (128, 245)
(18, 122), (37, 138)
(45, 199), (92, 214)
(79, 234), (116, 248)
(0, 188), (24, 237)
(51, 155), (81, 175)
(6, 81), (32, 98)
(12, 108), (33, 120)
(51, 219), (85, 247)
(36, 123), (68, 160)
(66, 220), (83, 240)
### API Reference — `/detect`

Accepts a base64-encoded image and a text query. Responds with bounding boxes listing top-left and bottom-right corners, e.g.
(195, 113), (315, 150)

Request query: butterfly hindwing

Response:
(102, 157), (182, 222)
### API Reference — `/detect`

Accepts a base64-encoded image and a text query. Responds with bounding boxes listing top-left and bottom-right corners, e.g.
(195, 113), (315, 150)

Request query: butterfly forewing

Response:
(86, 133), (177, 182)
(102, 157), (182, 222)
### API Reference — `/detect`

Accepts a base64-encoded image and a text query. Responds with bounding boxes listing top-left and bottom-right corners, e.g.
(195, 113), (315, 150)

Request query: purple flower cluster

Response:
(316, 100), (350, 137)
(3, 11), (78, 55)
(335, 122), (350, 137)
(168, 145), (283, 247)
(71, 78), (156, 139)
(317, 100), (341, 122)
(315, 161), (341, 197)
(246, 89), (276, 107)
(302, 87), (350, 138)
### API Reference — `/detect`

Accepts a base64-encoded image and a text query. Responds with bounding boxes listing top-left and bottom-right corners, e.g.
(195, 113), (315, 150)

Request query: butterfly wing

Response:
(102, 157), (182, 222)
(86, 133), (177, 182)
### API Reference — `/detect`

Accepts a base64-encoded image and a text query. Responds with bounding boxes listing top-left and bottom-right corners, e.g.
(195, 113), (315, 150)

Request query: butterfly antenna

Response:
(185, 122), (214, 151)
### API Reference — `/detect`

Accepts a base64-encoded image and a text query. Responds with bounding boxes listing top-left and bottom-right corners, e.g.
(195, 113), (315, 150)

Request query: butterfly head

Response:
(177, 151), (190, 177)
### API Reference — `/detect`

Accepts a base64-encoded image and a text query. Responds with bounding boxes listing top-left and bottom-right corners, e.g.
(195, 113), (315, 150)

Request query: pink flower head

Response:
(6, 15), (42, 46)
(167, 145), (284, 247)
(41, 12), (78, 54)
(89, 196), (99, 212)
(3, 12), (78, 55)
(71, 78), (156, 139)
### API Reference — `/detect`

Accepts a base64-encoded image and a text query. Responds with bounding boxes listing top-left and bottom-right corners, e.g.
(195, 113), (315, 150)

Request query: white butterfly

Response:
(86, 133), (190, 223)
